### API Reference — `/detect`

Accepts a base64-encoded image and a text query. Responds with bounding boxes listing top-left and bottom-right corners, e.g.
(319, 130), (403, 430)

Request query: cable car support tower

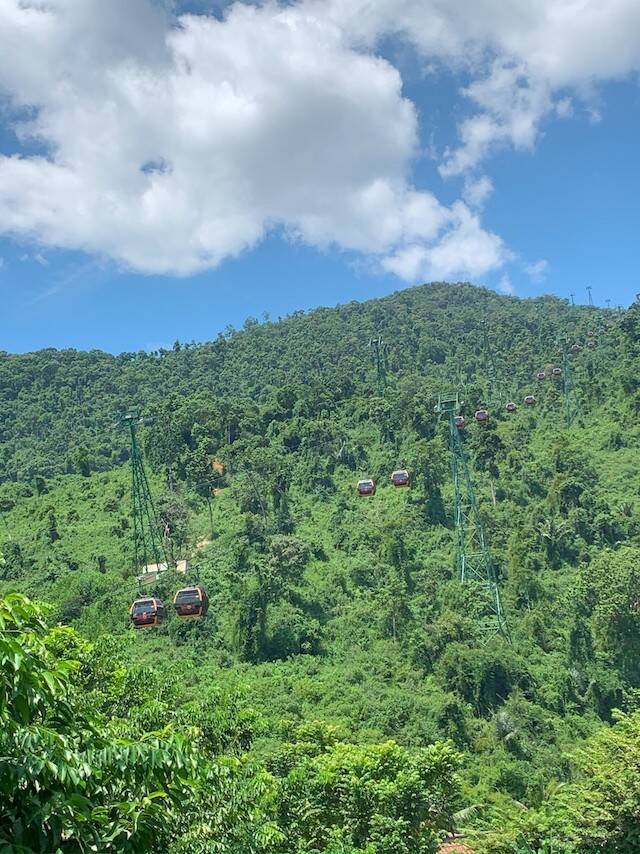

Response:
(436, 393), (509, 640)
(481, 321), (506, 407)
(122, 414), (169, 577)
(369, 336), (388, 396)
(557, 340), (580, 427)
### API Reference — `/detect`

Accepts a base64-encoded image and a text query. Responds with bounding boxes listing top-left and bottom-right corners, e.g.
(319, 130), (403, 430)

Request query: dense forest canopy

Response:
(2, 280), (640, 853)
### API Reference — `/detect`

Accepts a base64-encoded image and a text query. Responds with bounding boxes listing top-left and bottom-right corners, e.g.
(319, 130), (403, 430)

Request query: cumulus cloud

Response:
(524, 259), (549, 283)
(0, 0), (638, 279)
(382, 203), (506, 281)
(320, 0), (640, 174)
(0, 0), (504, 279)
(462, 175), (493, 209)
(440, 62), (552, 176)
(555, 98), (573, 119)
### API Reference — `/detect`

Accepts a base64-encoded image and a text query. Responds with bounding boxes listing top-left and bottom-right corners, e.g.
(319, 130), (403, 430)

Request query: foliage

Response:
(0, 593), (197, 852)
(271, 721), (462, 853)
(1, 283), (640, 851)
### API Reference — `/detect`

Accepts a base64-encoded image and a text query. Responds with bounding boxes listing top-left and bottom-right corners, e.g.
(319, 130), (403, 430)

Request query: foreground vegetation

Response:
(2, 281), (640, 851)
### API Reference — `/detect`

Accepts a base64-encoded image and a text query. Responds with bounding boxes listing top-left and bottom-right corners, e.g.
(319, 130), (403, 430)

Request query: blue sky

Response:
(1, 1), (639, 353)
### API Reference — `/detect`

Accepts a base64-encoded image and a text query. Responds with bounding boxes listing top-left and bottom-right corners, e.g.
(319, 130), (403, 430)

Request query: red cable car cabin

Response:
(390, 469), (410, 487)
(357, 479), (376, 496)
(130, 597), (166, 629)
(454, 415), (465, 430)
(524, 394), (536, 406)
(173, 586), (209, 620)
(475, 409), (489, 423)
(505, 401), (517, 413)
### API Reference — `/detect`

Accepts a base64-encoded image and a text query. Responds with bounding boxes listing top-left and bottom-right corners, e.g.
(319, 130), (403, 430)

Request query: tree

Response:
(537, 515), (573, 567)
(45, 508), (60, 543)
(0, 592), (284, 853)
(273, 723), (462, 853)
(72, 445), (93, 477)
(505, 526), (543, 608)
(0, 593), (196, 852)
(483, 710), (640, 854)
(578, 546), (640, 682)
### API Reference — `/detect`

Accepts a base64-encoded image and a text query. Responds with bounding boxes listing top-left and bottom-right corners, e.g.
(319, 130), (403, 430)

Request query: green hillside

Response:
(3, 281), (640, 853)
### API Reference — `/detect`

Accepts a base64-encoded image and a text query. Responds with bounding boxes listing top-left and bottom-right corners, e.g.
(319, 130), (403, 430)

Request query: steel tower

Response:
(122, 415), (168, 573)
(435, 394), (509, 640)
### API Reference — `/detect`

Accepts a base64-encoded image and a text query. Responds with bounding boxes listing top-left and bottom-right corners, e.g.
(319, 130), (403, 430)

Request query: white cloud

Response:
(0, 0), (503, 281)
(19, 251), (49, 266)
(0, 0), (638, 279)
(555, 98), (573, 119)
(440, 61), (552, 176)
(319, 0), (640, 174)
(588, 106), (603, 124)
(498, 273), (515, 295)
(524, 259), (549, 283)
(462, 175), (493, 209)
(382, 203), (507, 281)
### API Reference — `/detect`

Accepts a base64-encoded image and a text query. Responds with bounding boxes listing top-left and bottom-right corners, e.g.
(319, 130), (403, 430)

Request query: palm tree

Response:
(537, 516), (572, 566)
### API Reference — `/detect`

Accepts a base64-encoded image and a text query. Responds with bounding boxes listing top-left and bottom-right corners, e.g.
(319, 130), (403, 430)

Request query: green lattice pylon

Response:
(435, 393), (509, 640)
(369, 336), (388, 396)
(481, 321), (505, 406)
(122, 415), (168, 574)
(558, 339), (580, 426)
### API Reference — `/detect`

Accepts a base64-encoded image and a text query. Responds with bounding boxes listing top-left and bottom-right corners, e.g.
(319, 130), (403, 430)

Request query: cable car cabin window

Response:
(132, 599), (155, 615)
(174, 589), (201, 605)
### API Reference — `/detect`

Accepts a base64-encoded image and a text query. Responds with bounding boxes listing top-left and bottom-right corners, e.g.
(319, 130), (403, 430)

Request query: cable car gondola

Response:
(587, 330), (595, 338)
(454, 415), (465, 430)
(173, 586), (209, 620)
(357, 478), (376, 496)
(474, 409), (489, 423)
(505, 401), (517, 413)
(524, 395), (536, 406)
(390, 469), (410, 488)
(571, 343), (582, 354)
(536, 371), (546, 381)
(552, 366), (562, 377)
(130, 597), (166, 629)
(587, 339), (596, 348)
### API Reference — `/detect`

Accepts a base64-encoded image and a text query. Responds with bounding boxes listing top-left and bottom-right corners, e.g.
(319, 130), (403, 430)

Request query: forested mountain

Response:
(3, 281), (640, 853)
